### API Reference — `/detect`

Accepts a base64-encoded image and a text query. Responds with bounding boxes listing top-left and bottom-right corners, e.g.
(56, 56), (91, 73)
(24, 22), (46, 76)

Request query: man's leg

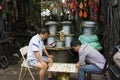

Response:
(35, 63), (48, 80)
(78, 64), (102, 80)
(43, 56), (54, 79)
(39, 66), (47, 80)
(47, 57), (54, 79)
(27, 60), (48, 80)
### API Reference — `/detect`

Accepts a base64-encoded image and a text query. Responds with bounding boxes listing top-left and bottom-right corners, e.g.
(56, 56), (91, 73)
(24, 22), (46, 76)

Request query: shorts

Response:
(27, 56), (48, 67)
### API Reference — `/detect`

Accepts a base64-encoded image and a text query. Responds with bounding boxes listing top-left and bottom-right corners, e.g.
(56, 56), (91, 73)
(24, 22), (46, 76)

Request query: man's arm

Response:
(43, 48), (54, 58)
(76, 61), (80, 68)
(43, 48), (49, 56)
(34, 51), (47, 68)
(34, 51), (44, 63)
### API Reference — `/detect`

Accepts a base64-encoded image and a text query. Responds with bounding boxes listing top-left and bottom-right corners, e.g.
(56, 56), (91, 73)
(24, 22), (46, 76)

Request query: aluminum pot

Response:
(81, 21), (97, 28)
(64, 36), (73, 47)
(56, 40), (63, 48)
(80, 21), (98, 35)
(45, 21), (57, 34)
(47, 36), (55, 45)
(61, 21), (72, 34)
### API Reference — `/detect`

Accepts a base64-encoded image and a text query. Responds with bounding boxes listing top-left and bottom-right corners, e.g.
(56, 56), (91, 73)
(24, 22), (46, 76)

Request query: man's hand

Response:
(48, 57), (54, 67)
(76, 62), (80, 68)
(48, 55), (54, 58)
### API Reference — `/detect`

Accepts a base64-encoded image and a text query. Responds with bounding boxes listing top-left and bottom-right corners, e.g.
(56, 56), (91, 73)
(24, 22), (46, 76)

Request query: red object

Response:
(93, 14), (97, 21)
(93, 5), (98, 13)
(79, 1), (83, 9)
(69, 0), (78, 13)
(94, 0), (98, 3)
(88, 0), (92, 7)
(0, 5), (3, 11)
(83, 11), (87, 18)
(79, 10), (83, 17)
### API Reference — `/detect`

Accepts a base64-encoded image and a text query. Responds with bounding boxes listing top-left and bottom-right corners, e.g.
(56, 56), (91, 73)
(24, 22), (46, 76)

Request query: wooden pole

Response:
(41, 0), (43, 27)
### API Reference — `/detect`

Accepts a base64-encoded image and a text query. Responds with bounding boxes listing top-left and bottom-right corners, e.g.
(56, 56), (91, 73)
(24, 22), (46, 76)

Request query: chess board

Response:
(47, 63), (78, 73)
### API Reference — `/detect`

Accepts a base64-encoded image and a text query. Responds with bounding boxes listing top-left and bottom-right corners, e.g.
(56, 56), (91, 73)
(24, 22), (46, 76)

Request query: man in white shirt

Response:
(27, 27), (53, 80)
(70, 39), (106, 80)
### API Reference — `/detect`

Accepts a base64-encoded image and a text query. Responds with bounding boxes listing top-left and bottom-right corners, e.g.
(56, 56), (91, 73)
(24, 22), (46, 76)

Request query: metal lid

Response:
(61, 21), (72, 25)
(45, 21), (58, 25)
(81, 21), (97, 27)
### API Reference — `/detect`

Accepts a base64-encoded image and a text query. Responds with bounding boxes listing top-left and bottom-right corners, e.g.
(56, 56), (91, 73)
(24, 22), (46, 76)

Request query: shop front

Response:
(0, 0), (120, 80)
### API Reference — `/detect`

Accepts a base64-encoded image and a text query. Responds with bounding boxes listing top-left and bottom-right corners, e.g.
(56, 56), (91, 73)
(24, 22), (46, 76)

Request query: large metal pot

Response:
(80, 21), (98, 35)
(61, 21), (72, 34)
(45, 21), (57, 34)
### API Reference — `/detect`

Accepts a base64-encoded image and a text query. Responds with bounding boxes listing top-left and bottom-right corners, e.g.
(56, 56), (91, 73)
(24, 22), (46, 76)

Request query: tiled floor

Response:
(0, 60), (109, 80)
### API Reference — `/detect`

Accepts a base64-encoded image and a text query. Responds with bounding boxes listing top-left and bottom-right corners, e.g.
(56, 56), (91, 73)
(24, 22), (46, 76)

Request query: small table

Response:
(48, 63), (78, 73)
(47, 63), (78, 80)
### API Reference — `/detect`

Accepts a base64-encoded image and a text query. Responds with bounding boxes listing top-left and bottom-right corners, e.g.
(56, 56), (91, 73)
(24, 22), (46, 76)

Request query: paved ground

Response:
(0, 60), (109, 80)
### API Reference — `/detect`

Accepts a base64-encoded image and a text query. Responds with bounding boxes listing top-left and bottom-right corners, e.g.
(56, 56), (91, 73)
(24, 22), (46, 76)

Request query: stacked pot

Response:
(78, 21), (102, 50)
(45, 21), (73, 48)
(61, 21), (73, 47)
(45, 21), (57, 46)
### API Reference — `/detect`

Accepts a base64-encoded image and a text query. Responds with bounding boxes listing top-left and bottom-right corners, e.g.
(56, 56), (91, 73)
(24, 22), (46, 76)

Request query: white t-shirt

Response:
(27, 34), (45, 61)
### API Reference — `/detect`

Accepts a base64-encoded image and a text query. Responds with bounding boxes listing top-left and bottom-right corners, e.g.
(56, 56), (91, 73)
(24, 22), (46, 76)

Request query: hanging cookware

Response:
(79, 1), (83, 17)
(79, 0), (88, 18)
(83, 0), (88, 18)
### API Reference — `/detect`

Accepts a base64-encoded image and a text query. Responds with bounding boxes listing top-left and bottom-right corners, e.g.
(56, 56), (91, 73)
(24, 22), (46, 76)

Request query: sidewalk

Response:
(0, 60), (108, 80)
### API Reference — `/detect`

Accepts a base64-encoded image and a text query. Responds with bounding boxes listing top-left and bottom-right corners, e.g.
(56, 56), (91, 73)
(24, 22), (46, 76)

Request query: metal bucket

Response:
(83, 27), (94, 35)
(81, 21), (97, 27)
(49, 25), (57, 34)
(61, 21), (72, 34)
(80, 21), (98, 35)
(64, 36), (73, 47)
(45, 21), (57, 34)
(56, 40), (63, 48)
(47, 36), (55, 45)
